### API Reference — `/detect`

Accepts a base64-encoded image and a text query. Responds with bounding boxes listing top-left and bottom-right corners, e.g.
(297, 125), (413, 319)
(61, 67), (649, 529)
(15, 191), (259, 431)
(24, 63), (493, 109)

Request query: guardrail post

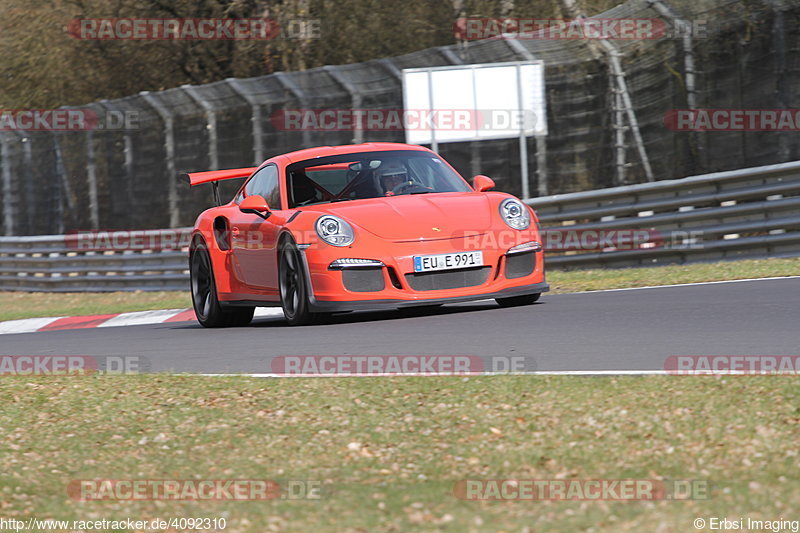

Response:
(181, 85), (218, 171)
(225, 78), (265, 165)
(273, 72), (311, 149)
(506, 39), (548, 196)
(99, 99), (136, 221)
(14, 133), (34, 231)
(766, 0), (790, 162)
(323, 66), (364, 144)
(598, 42), (655, 182)
(0, 133), (15, 235)
(85, 127), (100, 230)
(611, 68), (626, 185)
(139, 92), (179, 227)
(51, 132), (73, 235)
(647, 0), (705, 173)
(439, 50), (486, 183)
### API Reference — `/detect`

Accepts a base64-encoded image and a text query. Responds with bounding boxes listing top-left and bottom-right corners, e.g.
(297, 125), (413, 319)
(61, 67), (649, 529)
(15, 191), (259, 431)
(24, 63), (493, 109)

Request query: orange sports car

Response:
(184, 143), (548, 326)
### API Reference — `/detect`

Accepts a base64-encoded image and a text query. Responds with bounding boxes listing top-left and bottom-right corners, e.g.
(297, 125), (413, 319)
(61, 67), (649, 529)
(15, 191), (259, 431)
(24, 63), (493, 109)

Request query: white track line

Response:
(199, 369), (799, 378)
(564, 275), (800, 294)
(200, 370), (672, 378)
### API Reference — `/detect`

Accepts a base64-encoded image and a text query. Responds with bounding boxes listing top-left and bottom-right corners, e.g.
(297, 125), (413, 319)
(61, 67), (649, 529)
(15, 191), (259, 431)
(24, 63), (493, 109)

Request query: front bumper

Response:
(306, 281), (550, 313)
(298, 234), (548, 313)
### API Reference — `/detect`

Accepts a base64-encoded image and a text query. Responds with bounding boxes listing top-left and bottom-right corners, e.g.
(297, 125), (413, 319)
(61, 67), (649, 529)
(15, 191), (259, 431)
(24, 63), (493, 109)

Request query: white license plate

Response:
(413, 251), (484, 273)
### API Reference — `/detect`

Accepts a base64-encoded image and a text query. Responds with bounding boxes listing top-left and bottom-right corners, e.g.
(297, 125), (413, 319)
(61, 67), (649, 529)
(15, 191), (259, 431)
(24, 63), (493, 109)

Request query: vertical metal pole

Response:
(771, 4), (790, 161)
(599, 41), (655, 182)
(506, 41), (547, 196)
(274, 72), (311, 149)
(611, 68), (626, 185)
(51, 134), (68, 234)
(12, 133), (34, 230)
(99, 100), (137, 218)
(535, 135), (548, 196)
(226, 78), (265, 164)
(85, 128), (100, 229)
(140, 92), (179, 228)
(516, 64), (530, 199)
(426, 70), (438, 153)
(323, 66), (364, 144)
(0, 134), (15, 235)
(182, 85), (218, 170)
(470, 64), (481, 177)
(647, 0), (703, 173)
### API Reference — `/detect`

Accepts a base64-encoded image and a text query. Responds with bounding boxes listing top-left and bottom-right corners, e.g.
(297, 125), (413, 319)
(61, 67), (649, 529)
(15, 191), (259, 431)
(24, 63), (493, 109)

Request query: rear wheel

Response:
(190, 239), (254, 328)
(495, 293), (541, 308)
(279, 239), (317, 326)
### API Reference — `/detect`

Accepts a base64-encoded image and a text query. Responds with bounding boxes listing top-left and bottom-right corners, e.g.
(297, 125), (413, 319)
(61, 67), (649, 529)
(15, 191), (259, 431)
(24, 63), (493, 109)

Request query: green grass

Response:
(548, 257), (800, 294)
(0, 257), (798, 322)
(0, 291), (191, 322)
(0, 375), (797, 531)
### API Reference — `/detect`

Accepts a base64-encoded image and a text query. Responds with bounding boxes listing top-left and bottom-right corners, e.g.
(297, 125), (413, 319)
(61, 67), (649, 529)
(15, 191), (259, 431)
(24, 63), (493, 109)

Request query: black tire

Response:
(190, 239), (254, 328)
(495, 293), (541, 308)
(279, 238), (317, 326)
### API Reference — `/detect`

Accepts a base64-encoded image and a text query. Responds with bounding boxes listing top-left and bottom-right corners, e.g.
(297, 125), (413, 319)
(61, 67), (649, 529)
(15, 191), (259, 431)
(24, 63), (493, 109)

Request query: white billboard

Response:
(402, 61), (547, 146)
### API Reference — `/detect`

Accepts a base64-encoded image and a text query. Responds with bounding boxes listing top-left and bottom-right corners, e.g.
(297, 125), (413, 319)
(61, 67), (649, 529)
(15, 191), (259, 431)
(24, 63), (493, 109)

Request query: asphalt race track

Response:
(2, 277), (798, 374)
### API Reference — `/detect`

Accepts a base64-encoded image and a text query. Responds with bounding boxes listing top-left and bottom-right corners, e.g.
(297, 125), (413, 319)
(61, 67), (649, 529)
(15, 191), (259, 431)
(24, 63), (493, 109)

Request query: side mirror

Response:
(473, 175), (495, 192)
(239, 195), (271, 219)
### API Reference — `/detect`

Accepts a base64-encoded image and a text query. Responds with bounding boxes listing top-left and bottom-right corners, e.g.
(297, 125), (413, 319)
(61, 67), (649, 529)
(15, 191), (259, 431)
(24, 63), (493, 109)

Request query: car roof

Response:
(277, 143), (431, 165)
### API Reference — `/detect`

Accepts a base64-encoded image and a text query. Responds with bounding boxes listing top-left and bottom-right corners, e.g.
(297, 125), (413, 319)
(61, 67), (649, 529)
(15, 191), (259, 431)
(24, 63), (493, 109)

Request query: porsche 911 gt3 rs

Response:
(184, 142), (548, 326)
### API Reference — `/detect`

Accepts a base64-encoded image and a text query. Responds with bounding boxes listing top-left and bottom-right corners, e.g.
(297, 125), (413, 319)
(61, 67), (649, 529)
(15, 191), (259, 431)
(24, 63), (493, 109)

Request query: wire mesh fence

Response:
(1, 0), (799, 236)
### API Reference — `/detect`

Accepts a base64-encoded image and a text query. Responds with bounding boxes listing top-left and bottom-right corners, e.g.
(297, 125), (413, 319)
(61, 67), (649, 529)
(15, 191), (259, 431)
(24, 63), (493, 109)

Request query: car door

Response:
(230, 164), (283, 293)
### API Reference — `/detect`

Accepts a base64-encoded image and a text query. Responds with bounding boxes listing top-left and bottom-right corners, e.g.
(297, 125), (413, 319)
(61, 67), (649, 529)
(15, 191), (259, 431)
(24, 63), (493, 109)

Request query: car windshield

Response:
(286, 150), (471, 208)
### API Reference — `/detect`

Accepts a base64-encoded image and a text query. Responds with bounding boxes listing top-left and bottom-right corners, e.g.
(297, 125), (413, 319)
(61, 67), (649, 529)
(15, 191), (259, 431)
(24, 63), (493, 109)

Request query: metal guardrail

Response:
(0, 230), (191, 292)
(0, 161), (799, 291)
(527, 161), (800, 268)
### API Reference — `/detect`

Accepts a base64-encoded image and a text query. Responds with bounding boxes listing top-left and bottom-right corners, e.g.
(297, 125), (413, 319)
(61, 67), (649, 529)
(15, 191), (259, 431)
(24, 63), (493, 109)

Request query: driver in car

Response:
(375, 160), (413, 196)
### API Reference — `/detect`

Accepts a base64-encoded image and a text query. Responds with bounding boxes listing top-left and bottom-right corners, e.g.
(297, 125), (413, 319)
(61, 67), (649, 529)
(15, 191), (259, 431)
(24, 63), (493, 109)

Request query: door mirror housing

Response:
(473, 175), (495, 192)
(239, 195), (271, 219)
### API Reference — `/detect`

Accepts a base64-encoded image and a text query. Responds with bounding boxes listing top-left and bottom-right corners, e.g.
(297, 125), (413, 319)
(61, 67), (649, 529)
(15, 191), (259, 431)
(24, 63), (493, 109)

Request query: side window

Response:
(243, 165), (282, 209)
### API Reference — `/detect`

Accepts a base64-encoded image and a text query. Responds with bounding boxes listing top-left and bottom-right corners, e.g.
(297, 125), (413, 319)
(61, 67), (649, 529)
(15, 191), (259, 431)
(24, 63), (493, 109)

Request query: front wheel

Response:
(279, 239), (317, 326)
(495, 293), (541, 308)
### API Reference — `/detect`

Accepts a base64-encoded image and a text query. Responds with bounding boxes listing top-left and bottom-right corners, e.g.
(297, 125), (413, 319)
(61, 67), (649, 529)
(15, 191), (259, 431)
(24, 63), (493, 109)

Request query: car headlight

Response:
(499, 198), (531, 230)
(315, 215), (355, 246)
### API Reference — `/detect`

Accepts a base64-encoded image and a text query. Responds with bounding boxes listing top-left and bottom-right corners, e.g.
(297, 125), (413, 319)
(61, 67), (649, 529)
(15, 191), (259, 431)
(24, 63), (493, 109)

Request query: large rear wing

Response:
(180, 167), (257, 205)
